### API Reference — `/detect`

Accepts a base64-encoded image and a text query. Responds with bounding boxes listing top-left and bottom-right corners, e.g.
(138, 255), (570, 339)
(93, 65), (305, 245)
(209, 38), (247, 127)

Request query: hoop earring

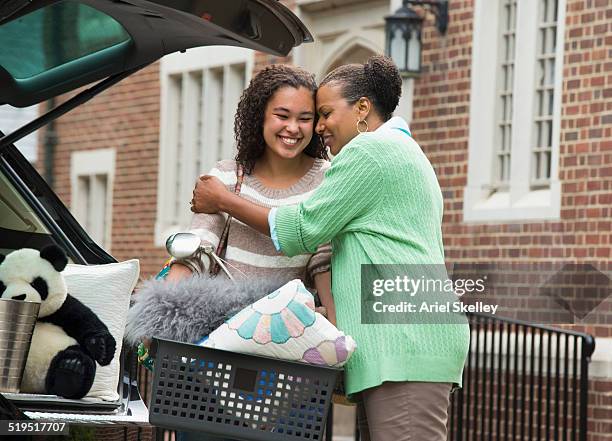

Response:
(356, 119), (369, 134)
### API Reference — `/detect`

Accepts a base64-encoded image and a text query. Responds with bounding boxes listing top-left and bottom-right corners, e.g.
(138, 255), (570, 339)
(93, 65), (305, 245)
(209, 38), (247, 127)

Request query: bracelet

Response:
(169, 258), (203, 275)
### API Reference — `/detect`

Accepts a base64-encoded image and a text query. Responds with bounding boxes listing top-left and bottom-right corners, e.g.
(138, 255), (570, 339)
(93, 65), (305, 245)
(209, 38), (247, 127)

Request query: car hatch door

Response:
(0, 0), (313, 107)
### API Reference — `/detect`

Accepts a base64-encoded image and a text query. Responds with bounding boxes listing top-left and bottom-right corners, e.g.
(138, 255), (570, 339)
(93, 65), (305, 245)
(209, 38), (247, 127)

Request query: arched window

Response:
(324, 44), (377, 75)
(320, 42), (413, 123)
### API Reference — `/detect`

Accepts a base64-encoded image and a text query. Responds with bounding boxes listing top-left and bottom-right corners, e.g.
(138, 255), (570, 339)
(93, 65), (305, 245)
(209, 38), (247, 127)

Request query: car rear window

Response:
(0, 0), (130, 80)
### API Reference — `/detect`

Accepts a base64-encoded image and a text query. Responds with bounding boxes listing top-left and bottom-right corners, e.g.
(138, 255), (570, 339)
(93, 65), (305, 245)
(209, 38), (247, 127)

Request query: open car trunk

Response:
(0, 0), (313, 417)
(0, 0), (312, 107)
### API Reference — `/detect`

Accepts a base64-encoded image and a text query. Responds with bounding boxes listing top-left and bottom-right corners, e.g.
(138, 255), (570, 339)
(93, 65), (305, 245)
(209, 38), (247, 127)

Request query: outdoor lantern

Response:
(385, 0), (449, 77)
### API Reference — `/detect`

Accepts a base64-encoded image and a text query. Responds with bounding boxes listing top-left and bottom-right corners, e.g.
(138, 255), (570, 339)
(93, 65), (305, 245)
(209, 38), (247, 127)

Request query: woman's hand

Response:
(314, 272), (336, 326)
(165, 262), (193, 282)
(142, 337), (152, 351)
(191, 175), (272, 235)
(191, 175), (229, 214)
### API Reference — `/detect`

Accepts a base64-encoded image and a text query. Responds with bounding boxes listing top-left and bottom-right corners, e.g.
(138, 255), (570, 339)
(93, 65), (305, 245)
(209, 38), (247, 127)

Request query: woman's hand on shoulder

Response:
(191, 175), (229, 214)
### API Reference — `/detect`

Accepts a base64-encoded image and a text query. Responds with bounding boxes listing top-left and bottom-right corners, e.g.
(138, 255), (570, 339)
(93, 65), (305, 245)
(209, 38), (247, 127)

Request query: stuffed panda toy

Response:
(0, 245), (116, 399)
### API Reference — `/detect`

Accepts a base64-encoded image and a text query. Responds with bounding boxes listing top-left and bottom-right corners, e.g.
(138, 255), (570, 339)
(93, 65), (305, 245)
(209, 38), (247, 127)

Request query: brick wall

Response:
(452, 362), (610, 440)
(589, 378), (612, 437)
(411, 2), (611, 439)
(409, 0), (611, 338)
(38, 62), (168, 279)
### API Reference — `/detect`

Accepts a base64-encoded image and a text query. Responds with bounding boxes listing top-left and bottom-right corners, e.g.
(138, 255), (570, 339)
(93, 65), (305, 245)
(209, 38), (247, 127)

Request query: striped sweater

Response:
(189, 159), (331, 284)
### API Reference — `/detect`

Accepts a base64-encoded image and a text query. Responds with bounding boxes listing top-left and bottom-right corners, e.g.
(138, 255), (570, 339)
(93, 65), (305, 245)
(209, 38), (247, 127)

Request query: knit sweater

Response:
(274, 118), (470, 397)
(189, 159), (331, 284)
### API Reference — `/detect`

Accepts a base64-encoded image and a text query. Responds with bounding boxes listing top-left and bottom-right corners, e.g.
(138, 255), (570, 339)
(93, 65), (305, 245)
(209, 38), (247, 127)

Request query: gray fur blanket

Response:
(124, 276), (288, 347)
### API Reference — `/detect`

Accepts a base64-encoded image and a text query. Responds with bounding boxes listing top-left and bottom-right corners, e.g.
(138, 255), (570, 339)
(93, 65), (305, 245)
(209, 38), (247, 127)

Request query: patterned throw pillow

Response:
(200, 279), (356, 367)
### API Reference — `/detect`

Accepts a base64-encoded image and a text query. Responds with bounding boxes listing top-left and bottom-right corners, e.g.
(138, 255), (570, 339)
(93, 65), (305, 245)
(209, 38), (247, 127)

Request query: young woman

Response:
(167, 64), (334, 441)
(167, 65), (334, 323)
(191, 55), (470, 441)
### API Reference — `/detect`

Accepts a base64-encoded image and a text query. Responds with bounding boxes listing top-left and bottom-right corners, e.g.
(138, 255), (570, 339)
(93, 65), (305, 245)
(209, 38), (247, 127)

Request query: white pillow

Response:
(62, 259), (139, 401)
(202, 279), (356, 367)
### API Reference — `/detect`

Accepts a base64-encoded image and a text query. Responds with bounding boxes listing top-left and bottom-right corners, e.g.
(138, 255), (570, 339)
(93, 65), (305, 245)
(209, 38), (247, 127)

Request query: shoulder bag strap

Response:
(209, 164), (244, 277)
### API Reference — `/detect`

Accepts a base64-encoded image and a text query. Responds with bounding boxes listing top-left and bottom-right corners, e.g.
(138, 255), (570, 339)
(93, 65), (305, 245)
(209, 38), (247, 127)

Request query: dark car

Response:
(0, 0), (312, 422)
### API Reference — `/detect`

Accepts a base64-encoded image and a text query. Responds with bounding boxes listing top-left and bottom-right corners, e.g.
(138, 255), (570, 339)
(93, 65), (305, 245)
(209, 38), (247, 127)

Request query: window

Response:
(0, 1), (130, 80)
(494, 0), (516, 191)
(532, 0), (559, 189)
(464, 0), (565, 222)
(155, 47), (252, 245)
(0, 106), (39, 162)
(70, 149), (115, 249)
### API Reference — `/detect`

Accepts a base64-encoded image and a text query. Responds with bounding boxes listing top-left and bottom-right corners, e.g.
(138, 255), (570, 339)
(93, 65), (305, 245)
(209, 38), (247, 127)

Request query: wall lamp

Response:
(385, 0), (449, 77)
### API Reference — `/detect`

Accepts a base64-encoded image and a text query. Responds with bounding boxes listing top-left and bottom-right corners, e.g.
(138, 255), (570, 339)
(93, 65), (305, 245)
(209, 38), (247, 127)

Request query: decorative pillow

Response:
(62, 259), (140, 401)
(201, 279), (356, 367)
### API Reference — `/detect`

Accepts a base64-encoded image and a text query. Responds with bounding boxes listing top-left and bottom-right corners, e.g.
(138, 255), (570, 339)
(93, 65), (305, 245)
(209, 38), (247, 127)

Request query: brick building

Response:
(29, 0), (610, 439)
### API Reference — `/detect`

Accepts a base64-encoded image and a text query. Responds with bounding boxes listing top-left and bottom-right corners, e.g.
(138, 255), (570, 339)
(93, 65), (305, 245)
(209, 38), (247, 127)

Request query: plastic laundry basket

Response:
(149, 338), (340, 441)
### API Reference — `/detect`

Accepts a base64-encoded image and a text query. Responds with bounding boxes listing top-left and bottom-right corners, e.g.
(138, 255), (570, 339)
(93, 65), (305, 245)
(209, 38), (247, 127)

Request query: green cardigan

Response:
(275, 121), (470, 397)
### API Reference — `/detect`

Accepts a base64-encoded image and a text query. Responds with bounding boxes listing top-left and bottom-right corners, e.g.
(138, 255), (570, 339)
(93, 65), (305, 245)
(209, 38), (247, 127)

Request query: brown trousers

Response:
(356, 381), (452, 441)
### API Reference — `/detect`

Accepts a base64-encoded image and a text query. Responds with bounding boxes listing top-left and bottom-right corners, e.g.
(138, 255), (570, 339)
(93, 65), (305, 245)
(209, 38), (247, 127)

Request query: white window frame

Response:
(464, 0), (566, 223)
(155, 47), (253, 246)
(70, 148), (115, 249)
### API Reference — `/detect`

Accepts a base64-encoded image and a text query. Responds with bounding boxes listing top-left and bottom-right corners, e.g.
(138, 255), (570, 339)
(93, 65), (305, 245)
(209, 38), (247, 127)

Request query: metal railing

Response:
(449, 313), (596, 441)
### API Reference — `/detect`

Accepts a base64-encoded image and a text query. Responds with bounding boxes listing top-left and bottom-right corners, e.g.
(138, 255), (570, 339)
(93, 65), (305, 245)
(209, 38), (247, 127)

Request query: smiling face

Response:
(315, 83), (361, 155)
(262, 86), (315, 161)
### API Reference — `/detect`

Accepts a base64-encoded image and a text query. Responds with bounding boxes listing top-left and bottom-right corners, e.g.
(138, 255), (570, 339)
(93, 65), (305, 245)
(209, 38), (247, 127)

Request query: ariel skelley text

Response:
(372, 300), (498, 315)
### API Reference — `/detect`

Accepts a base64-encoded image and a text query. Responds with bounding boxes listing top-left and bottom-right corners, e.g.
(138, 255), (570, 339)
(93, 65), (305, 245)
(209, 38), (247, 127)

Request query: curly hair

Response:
(234, 65), (328, 174)
(320, 55), (402, 121)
